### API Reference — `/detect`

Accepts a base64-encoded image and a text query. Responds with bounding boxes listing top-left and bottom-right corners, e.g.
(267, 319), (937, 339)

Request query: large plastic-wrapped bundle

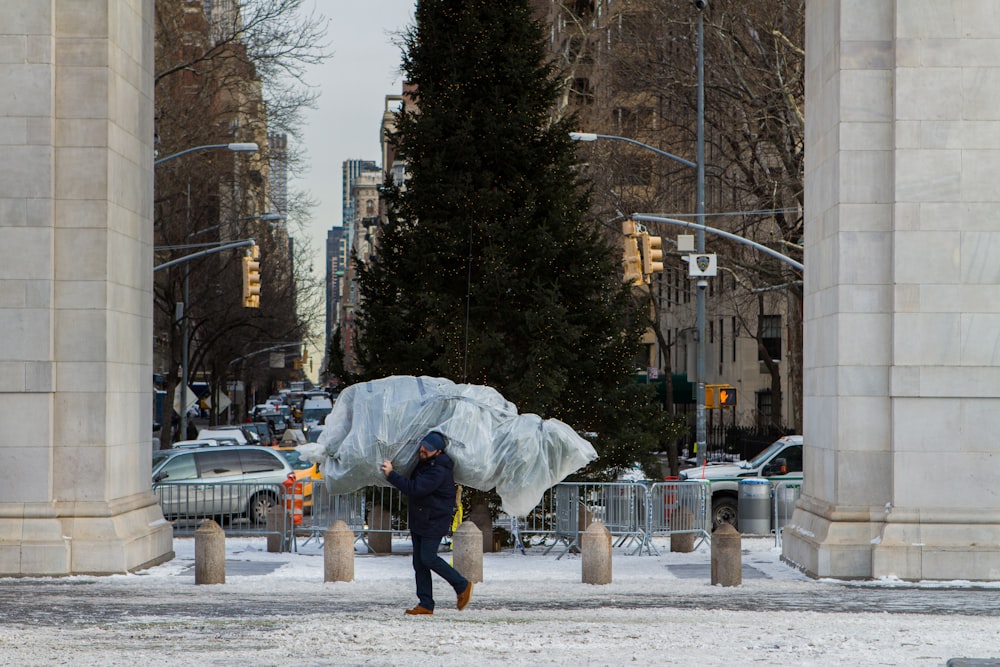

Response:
(298, 376), (597, 516)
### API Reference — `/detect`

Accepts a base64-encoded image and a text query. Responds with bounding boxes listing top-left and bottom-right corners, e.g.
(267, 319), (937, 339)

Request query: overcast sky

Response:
(297, 1), (416, 269)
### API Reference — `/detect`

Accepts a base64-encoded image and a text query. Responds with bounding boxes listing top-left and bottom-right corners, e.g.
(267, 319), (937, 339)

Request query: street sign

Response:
(688, 253), (717, 277)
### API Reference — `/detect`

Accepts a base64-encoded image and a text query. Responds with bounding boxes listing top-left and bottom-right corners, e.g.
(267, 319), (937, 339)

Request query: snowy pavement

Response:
(1, 535), (998, 666)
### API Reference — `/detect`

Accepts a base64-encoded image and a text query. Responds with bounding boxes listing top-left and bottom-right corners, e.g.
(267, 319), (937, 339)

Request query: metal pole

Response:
(630, 215), (803, 271)
(180, 271), (190, 440)
(695, 8), (707, 466)
(179, 182), (191, 443)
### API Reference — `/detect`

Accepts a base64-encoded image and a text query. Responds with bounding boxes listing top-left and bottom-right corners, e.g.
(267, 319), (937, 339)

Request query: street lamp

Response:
(569, 133), (696, 170)
(154, 141), (260, 442)
(570, 2), (709, 464)
(187, 211), (281, 239)
(154, 142), (259, 167)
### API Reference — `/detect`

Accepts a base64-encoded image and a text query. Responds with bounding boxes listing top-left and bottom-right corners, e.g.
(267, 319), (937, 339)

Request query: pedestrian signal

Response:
(718, 387), (737, 406)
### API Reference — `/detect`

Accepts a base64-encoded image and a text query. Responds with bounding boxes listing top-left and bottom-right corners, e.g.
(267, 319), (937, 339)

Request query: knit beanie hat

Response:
(420, 431), (447, 452)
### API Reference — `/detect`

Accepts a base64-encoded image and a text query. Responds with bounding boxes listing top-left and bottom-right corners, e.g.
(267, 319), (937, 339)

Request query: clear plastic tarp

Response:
(297, 376), (598, 516)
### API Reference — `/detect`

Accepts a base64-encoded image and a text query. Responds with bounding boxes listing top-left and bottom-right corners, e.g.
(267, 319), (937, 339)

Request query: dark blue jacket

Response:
(387, 452), (457, 537)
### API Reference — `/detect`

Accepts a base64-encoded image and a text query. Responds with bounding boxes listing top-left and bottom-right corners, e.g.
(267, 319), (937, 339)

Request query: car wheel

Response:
(712, 496), (739, 530)
(247, 492), (278, 525)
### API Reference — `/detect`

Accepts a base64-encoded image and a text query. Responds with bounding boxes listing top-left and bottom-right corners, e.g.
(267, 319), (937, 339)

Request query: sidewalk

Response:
(1, 534), (998, 666)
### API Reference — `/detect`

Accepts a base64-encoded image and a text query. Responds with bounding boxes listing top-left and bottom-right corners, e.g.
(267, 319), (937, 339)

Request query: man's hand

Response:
(380, 460), (393, 476)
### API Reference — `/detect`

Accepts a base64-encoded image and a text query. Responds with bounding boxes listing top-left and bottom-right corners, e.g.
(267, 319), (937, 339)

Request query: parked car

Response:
(678, 435), (803, 529)
(152, 445), (295, 524)
(198, 426), (250, 446)
(170, 439), (229, 449)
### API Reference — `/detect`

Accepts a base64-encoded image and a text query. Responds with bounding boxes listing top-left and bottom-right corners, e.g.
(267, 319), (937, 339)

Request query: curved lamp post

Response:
(154, 142), (259, 167)
(570, 3), (710, 463)
(154, 141), (259, 440)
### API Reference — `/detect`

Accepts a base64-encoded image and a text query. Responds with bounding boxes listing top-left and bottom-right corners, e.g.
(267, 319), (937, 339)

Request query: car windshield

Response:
(746, 439), (788, 469)
(152, 451), (171, 469)
(277, 449), (313, 471)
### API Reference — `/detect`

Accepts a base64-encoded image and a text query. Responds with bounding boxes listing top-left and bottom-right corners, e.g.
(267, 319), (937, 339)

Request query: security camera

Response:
(694, 0), (708, 9)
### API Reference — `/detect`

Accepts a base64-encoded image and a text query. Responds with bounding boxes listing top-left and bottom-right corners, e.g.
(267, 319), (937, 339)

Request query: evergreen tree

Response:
(352, 0), (684, 475)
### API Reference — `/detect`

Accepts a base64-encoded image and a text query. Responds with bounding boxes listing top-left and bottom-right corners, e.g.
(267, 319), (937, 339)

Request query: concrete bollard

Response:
(468, 502), (494, 553)
(266, 506), (284, 553)
(581, 521), (612, 585)
(670, 508), (696, 553)
(195, 519), (225, 585)
(324, 520), (355, 582)
(453, 520), (483, 583)
(367, 504), (392, 554)
(711, 522), (742, 586)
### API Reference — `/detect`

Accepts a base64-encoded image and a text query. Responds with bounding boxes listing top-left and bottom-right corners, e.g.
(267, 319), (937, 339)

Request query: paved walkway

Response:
(2, 536), (998, 666)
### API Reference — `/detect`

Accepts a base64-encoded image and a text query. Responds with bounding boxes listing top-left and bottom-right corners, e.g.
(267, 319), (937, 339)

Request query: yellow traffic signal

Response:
(242, 246), (261, 308)
(640, 232), (664, 277)
(621, 220), (643, 286)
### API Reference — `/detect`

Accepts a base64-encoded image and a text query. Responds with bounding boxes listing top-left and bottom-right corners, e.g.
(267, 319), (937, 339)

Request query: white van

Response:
(301, 396), (333, 435)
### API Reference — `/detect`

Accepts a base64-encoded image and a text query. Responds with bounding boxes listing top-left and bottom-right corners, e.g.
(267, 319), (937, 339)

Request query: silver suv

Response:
(152, 445), (294, 524)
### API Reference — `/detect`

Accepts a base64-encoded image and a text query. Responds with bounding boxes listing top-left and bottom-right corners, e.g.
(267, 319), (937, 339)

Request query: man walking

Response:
(381, 431), (473, 615)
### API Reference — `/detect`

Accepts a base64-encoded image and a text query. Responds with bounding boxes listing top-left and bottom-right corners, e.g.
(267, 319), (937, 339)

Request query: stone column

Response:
(0, 0), (173, 575)
(786, 0), (1000, 581)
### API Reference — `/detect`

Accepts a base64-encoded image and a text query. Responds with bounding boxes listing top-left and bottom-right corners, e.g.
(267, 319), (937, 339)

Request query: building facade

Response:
(530, 0), (802, 441)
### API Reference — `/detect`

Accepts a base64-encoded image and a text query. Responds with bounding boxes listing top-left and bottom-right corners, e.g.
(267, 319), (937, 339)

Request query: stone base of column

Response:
(0, 494), (174, 576)
(780, 503), (879, 579)
(783, 499), (1000, 581)
(871, 508), (1000, 581)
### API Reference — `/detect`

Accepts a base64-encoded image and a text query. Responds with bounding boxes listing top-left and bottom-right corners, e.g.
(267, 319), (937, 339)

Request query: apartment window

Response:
(755, 390), (773, 428)
(718, 318), (724, 375)
(759, 315), (782, 362)
(570, 77), (594, 105)
(731, 316), (737, 362)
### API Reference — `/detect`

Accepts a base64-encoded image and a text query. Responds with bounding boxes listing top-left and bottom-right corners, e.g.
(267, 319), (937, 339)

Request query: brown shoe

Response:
(456, 581), (473, 610)
(404, 605), (433, 616)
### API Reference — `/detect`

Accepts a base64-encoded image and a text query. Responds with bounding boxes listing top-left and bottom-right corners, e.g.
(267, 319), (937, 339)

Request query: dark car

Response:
(256, 411), (288, 437)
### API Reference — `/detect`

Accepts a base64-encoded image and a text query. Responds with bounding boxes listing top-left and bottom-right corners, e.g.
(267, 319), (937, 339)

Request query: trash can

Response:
(772, 483), (800, 533)
(737, 478), (772, 535)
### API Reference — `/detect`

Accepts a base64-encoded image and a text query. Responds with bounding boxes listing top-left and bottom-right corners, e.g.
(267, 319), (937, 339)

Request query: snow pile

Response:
(299, 376), (597, 515)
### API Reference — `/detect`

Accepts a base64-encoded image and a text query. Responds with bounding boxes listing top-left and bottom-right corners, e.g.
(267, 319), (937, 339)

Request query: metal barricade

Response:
(645, 480), (712, 551)
(535, 482), (648, 558)
(599, 482), (648, 553)
(153, 480), (293, 548)
(299, 483), (367, 548)
(772, 479), (802, 547)
(541, 484), (580, 557)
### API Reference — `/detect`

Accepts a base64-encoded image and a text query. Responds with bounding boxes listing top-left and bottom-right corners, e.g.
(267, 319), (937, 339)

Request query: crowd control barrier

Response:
(153, 480), (295, 549)
(500, 480), (712, 557)
(643, 479), (712, 553)
(299, 484), (367, 549)
(155, 478), (714, 556)
(771, 479), (802, 547)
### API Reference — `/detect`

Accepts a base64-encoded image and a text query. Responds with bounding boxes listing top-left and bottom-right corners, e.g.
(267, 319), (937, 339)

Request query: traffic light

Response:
(640, 232), (664, 277)
(242, 246), (261, 308)
(621, 220), (643, 286)
(718, 387), (738, 406)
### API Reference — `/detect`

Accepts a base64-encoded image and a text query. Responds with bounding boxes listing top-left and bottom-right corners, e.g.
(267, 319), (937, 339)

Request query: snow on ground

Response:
(1, 535), (999, 666)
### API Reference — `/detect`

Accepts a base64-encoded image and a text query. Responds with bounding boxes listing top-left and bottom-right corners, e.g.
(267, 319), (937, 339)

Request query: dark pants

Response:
(411, 533), (468, 611)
